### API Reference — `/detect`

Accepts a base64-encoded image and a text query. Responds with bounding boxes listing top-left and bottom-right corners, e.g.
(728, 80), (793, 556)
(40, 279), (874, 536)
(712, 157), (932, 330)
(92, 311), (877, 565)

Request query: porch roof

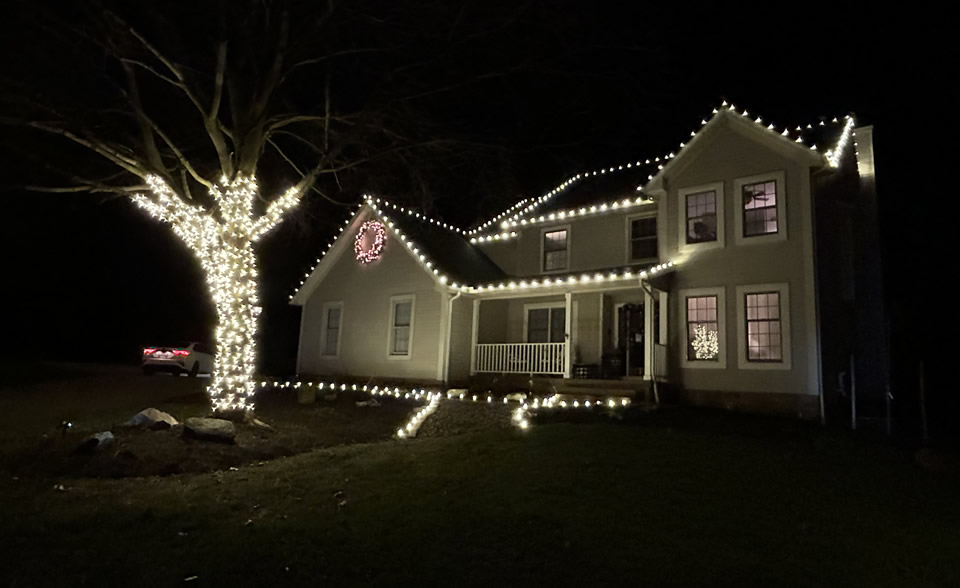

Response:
(469, 260), (676, 298)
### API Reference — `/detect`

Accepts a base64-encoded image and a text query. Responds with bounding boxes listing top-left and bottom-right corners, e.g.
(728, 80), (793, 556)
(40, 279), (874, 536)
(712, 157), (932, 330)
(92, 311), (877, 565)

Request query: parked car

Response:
(141, 342), (214, 377)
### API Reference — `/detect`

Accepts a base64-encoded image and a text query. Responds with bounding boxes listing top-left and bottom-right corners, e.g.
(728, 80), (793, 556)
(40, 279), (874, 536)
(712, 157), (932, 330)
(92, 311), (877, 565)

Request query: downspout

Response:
(443, 291), (463, 384)
(637, 278), (660, 405)
(811, 166), (828, 426)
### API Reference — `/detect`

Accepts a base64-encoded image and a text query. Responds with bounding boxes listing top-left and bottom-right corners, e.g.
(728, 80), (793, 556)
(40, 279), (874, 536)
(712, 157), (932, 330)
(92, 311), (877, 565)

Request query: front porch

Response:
(468, 282), (670, 382)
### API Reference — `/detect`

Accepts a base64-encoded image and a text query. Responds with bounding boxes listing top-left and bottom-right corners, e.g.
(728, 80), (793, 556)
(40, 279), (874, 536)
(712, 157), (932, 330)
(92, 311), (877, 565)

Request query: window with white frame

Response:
(321, 302), (343, 357)
(742, 179), (778, 237)
(542, 228), (568, 271)
(685, 295), (720, 362)
(736, 283), (791, 370)
(526, 306), (566, 343)
(629, 215), (657, 261)
(745, 292), (782, 361)
(388, 296), (415, 357)
(685, 190), (718, 244)
(679, 181), (724, 252)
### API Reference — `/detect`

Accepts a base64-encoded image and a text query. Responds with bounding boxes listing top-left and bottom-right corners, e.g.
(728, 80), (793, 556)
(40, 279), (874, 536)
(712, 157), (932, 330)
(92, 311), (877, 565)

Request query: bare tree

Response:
(1, 0), (529, 417)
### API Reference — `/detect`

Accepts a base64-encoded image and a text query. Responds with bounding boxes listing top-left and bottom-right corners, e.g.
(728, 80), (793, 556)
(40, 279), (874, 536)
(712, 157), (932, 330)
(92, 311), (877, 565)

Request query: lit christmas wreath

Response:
(354, 220), (387, 263)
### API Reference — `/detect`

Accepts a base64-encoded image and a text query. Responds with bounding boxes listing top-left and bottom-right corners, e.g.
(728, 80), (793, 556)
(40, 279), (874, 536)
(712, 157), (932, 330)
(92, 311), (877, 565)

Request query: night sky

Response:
(0, 3), (941, 428)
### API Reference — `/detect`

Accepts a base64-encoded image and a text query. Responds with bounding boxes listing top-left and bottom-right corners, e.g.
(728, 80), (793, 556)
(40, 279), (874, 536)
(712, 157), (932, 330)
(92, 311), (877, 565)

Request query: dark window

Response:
(527, 307), (565, 343)
(686, 295), (719, 361)
(630, 216), (657, 260)
(742, 180), (778, 237)
(745, 292), (782, 361)
(543, 229), (568, 271)
(323, 306), (341, 356)
(685, 190), (718, 243)
(391, 300), (412, 355)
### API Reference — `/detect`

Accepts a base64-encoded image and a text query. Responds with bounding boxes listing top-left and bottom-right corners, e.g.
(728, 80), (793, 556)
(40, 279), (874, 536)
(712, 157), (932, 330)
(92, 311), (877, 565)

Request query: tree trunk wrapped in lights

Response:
(133, 175), (301, 415)
(2, 3), (531, 415)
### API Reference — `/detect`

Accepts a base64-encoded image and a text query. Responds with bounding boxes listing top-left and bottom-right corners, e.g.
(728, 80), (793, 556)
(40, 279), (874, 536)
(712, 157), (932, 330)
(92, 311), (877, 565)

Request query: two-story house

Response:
(290, 103), (885, 420)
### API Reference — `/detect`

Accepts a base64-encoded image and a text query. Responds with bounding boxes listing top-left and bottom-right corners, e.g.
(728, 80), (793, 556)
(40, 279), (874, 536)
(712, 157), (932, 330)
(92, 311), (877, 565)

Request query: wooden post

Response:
(470, 298), (480, 375)
(564, 291), (572, 378)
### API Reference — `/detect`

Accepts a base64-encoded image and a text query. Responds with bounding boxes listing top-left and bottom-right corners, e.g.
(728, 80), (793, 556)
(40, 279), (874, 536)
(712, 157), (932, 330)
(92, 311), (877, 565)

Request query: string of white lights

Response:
(289, 104), (852, 300)
(466, 104), (850, 238)
(372, 198), (468, 235)
(472, 195), (655, 243)
(396, 393), (441, 438)
(825, 115), (856, 168)
(469, 261), (677, 292)
(133, 174), (304, 414)
(256, 379), (632, 436)
(468, 198), (533, 234)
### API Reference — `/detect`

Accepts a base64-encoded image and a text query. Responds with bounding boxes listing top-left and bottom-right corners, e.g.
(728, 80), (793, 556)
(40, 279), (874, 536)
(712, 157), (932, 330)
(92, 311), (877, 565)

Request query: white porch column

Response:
(659, 291), (669, 346)
(470, 298), (480, 375)
(643, 286), (654, 380)
(564, 291), (573, 378)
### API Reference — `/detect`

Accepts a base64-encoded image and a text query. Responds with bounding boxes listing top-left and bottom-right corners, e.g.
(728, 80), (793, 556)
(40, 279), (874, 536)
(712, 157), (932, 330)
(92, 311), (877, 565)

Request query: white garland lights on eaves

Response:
(468, 198), (533, 235)
(466, 103), (854, 240)
(472, 195), (656, 243)
(289, 104), (855, 301)
(133, 174), (303, 414)
(469, 260), (677, 293)
(825, 115), (856, 168)
(288, 193), (679, 300)
(374, 198), (468, 235)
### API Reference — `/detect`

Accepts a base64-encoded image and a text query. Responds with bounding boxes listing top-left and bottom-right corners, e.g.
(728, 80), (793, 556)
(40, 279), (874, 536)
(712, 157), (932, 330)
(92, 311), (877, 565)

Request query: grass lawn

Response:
(1, 364), (959, 586)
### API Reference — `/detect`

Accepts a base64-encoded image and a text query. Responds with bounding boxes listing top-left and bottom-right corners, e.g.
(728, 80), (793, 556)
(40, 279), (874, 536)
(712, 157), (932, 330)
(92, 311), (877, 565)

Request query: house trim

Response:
(387, 294), (416, 361)
(677, 180), (725, 254)
(319, 301), (344, 359)
(290, 207), (365, 306)
(644, 110), (823, 194)
(679, 286), (727, 370)
(735, 283), (792, 371)
(733, 170), (788, 246)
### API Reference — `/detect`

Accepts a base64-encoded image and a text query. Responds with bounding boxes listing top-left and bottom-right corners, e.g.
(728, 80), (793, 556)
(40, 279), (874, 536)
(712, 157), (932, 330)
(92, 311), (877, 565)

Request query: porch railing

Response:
(475, 342), (566, 375)
(653, 343), (668, 379)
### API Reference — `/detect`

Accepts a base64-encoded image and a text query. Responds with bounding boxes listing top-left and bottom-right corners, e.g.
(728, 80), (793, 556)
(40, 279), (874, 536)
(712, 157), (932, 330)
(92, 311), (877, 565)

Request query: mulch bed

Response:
(416, 400), (514, 438)
(2, 389), (413, 479)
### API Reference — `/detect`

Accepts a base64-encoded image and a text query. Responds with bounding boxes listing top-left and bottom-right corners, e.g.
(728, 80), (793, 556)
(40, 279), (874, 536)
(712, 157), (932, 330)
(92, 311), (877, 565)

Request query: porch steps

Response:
(542, 377), (654, 402)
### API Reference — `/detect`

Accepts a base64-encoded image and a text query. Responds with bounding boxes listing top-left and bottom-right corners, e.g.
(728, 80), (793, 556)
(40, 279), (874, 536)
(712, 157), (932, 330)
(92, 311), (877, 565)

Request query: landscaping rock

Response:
(126, 408), (179, 429)
(75, 431), (115, 454)
(505, 392), (527, 402)
(183, 418), (236, 443)
(355, 399), (380, 407)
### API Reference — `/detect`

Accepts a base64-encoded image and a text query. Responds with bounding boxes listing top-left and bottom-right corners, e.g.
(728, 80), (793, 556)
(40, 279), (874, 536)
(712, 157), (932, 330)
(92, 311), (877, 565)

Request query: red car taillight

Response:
(143, 348), (156, 355)
(172, 350), (190, 357)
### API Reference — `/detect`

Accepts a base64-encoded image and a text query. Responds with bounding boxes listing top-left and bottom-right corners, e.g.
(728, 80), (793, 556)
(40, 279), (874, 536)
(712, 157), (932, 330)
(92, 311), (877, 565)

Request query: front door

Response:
(617, 304), (644, 376)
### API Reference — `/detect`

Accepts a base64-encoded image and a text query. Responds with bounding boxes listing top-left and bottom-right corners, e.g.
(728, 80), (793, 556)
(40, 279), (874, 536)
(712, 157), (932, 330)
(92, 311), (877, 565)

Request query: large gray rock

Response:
(127, 408), (179, 429)
(183, 418), (236, 443)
